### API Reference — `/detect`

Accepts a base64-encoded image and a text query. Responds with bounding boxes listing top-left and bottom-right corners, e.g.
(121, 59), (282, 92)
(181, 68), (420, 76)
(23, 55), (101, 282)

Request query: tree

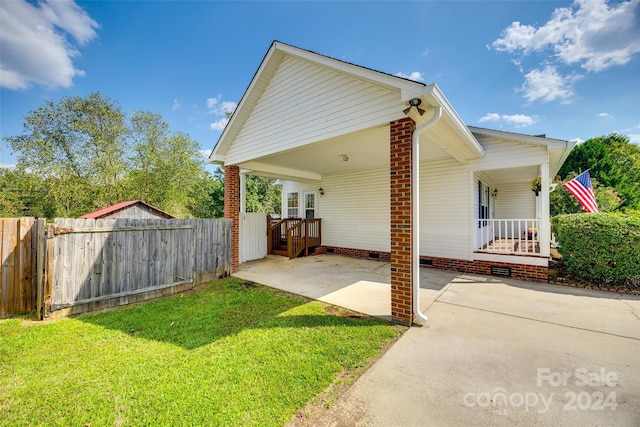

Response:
(245, 175), (281, 214)
(187, 171), (224, 218)
(125, 111), (204, 216)
(4, 93), (127, 216)
(550, 173), (621, 216)
(4, 92), (282, 219)
(559, 134), (640, 211)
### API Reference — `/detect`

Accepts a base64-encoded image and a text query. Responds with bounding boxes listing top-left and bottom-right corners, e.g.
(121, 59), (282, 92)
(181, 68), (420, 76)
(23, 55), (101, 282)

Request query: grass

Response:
(0, 278), (405, 426)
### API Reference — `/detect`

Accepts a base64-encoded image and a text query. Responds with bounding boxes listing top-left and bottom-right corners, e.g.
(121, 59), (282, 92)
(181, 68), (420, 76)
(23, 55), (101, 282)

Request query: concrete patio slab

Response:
(235, 254), (640, 426)
(234, 254), (458, 321)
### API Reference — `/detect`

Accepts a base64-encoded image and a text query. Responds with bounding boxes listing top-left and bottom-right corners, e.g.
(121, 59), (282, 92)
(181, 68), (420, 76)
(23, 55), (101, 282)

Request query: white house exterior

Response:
(210, 41), (575, 325)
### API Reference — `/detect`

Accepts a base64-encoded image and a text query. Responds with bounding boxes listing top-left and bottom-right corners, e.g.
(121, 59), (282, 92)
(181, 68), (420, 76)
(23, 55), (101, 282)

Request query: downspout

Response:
(412, 106), (442, 324)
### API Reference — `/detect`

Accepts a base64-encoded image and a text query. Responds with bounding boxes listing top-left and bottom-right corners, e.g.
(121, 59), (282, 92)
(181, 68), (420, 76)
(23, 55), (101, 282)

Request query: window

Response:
(478, 180), (491, 227)
(287, 192), (299, 217)
(304, 192), (315, 219)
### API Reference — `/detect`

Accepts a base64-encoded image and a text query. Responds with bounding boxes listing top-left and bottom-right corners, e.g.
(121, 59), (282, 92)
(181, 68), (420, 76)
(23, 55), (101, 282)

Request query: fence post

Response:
(35, 219), (46, 320)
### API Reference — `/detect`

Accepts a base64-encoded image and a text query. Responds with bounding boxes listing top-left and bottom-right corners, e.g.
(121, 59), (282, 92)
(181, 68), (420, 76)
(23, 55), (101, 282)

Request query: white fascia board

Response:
(211, 42), (283, 160)
(208, 153), (225, 165)
(468, 126), (568, 148)
(421, 84), (485, 159)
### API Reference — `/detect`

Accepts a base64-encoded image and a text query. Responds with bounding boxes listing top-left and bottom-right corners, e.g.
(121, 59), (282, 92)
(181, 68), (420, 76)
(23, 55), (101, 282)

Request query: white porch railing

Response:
(476, 219), (541, 256)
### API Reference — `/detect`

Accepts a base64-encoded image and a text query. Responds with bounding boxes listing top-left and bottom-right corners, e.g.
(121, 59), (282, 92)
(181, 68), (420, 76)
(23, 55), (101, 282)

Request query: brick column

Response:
(390, 117), (415, 325)
(224, 165), (240, 272)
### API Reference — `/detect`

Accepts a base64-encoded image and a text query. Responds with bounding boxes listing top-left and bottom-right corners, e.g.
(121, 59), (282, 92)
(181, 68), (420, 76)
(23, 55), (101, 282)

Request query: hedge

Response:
(552, 213), (640, 290)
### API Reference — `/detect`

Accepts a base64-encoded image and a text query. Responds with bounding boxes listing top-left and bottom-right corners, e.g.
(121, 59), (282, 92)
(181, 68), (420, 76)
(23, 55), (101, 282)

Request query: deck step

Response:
(272, 249), (288, 257)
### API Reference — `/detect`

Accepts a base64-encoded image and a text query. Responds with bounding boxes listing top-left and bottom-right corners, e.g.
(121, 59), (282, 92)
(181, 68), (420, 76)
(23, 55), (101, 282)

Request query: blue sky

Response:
(1, 0), (639, 170)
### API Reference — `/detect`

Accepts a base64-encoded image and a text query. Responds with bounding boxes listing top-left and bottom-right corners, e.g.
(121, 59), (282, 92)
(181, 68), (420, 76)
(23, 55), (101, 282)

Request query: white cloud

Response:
(479, 113), (501, 123)
(502, 114), (536, 126)
(570, 137), (585, 144)
(492, 0), (640, 103)
(520, 66), (581, 104)
(421, 48), (431, 56)
(596, 112), (614, 119)
(493, 0), (640, 72)
(200, 149), (212, 159)
(478, 113), (537, 127)
(628, 134), (640, 144)
(0, 0), (99, 89)
(0, 163), (16, 170)
(395, 71), (425, 82)
(172, 99), (181, 111)
(206, 96), (219, 111)
(210, 118), (228, 131)
(206, 97), (236, 132)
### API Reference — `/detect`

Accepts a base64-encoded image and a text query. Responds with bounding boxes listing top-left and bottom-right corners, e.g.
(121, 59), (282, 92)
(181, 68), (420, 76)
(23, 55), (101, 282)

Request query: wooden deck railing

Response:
(267, 218), (321, 259)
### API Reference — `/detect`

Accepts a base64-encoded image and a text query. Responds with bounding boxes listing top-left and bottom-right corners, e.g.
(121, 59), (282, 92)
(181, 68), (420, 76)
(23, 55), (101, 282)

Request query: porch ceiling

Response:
(238, 122), (457, 180)
(483, 165), (539, 184)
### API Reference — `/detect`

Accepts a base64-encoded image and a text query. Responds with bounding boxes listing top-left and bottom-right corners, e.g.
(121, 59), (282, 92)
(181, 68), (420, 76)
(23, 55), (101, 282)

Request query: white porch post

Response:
(539, 163), (551, 257)
(239, 172), (246, 213)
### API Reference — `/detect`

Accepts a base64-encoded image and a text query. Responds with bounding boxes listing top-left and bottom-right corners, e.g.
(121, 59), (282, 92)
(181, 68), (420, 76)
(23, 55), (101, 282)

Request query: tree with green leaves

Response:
(558, 134), (640, 211)
(550, 173), (621, 216)
(4, 93), (128, 216)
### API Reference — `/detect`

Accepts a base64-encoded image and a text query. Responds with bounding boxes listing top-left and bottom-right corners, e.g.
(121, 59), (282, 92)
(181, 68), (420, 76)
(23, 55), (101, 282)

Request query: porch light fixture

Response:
(403, 97), (425, 116)
(318, 188), (324, 196)
(492, 189), (499, 198)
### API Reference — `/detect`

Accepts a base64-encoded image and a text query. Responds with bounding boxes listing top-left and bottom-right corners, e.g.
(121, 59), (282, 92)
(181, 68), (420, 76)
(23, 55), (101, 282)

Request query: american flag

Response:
(563, 170), (599, 213)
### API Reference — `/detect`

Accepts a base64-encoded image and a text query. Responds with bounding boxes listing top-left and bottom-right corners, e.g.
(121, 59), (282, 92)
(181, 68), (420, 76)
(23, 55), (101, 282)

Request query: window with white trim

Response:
(287, 192), (299, 218)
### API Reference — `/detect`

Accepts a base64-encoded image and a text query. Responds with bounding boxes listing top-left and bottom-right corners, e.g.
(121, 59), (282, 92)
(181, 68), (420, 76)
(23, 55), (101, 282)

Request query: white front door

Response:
(303, 191), (317, 219)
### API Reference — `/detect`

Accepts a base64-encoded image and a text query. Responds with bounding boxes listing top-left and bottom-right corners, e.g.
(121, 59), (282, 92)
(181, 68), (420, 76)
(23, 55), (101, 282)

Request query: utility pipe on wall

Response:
(411, 105), (442, 324)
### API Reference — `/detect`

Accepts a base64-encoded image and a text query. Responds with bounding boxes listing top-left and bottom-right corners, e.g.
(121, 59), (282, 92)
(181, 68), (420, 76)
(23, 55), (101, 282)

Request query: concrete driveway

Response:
(235, 255), (640, 426)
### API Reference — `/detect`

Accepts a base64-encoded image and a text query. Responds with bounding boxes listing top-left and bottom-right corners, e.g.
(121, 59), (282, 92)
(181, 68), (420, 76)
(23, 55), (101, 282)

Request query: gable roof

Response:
(210, 41), (485, 166)
(468, 126), (575, 177)
(79, 201), (175, 219)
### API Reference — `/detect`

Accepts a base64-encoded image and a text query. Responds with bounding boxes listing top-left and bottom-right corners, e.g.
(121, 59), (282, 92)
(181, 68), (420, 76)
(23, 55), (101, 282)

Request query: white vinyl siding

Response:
(470, 135), (548, 169)
(495, 183), (536, 219)
(282, 166), (390, 253)
(420, 157), (471, 259)
(225, 56), (403, 165)
(279, 133), (552, 261)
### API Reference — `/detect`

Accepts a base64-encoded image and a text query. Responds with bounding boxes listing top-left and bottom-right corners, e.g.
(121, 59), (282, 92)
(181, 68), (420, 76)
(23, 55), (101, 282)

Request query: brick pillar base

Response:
(390, 117), (415, 325)
(224, 165), (240, 272)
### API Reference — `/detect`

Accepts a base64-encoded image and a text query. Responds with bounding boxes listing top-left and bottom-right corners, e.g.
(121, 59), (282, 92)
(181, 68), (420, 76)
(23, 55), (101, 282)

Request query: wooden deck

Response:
(477, 238), (541, 255)
(268, 218), (321, 259)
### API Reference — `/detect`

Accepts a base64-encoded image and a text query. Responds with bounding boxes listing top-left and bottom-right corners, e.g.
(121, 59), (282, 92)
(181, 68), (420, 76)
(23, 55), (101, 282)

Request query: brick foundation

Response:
(319, 246), (549, 283)
(419, 256), (548, 283)
(224, 165), (240, 272)
(389, 117), (415, 325)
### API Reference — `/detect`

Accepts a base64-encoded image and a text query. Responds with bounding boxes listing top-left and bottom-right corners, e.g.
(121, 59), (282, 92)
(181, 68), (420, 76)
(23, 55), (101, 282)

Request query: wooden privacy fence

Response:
(0, 218), (45, 318)
(0, 217), (232, 318)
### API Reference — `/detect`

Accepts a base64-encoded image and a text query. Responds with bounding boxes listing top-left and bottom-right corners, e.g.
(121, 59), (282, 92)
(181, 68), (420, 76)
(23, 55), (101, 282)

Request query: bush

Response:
(552, 213), (640, 290)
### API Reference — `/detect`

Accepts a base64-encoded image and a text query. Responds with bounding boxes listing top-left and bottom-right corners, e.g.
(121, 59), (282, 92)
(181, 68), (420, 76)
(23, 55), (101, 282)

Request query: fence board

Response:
(0, 218), (37, 317)
(46, 218), (231, 315)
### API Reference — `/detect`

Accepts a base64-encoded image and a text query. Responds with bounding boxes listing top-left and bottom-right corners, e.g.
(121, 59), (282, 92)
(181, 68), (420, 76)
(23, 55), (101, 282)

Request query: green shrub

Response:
(552, 213), (640, 290)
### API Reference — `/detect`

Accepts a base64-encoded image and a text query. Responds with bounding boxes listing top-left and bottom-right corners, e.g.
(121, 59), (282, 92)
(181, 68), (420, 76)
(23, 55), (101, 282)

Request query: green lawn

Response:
(0, 278), (405, 426)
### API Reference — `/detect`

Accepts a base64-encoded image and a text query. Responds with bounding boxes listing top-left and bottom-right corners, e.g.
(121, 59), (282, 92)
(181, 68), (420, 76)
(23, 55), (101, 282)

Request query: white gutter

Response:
(412, 106), (442, 324)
